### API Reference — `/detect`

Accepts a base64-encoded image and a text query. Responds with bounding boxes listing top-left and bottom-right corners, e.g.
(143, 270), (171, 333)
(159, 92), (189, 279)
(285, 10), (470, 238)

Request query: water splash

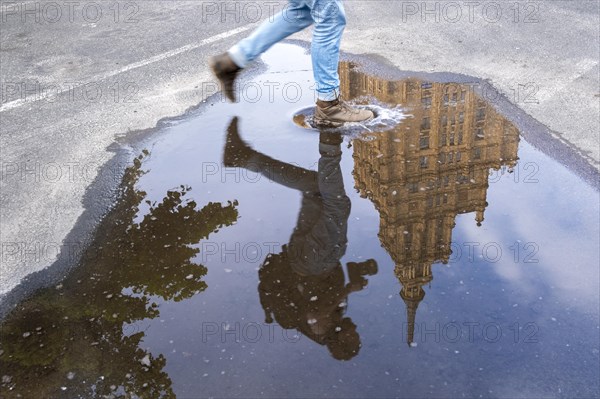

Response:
(292, 98), (408, 136)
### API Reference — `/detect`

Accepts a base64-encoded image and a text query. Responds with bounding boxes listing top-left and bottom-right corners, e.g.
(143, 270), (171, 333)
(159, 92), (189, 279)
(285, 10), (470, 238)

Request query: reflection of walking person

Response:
(210, 0), (374, 127)
(223, 117), (377, 360)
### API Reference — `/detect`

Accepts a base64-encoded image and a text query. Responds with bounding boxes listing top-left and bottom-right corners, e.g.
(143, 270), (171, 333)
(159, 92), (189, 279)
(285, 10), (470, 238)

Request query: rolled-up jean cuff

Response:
(227, 45), (247, 68)
(317, 90), (339, 101)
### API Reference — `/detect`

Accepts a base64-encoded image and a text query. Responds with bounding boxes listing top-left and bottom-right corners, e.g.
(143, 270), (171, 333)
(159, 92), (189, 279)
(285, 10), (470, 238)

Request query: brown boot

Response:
(209, 53), (241, 102)
(314, 98), (374, 127)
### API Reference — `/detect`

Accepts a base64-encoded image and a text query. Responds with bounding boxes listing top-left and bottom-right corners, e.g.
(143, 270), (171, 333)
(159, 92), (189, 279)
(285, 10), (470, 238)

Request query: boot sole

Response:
(313, 115), (374, 129)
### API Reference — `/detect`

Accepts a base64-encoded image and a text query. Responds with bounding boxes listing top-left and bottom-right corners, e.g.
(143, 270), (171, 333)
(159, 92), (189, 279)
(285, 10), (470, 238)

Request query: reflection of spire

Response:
(397, 264), (431, 347)
(400, 285), (425, 346)
(476, 209), (485, 227)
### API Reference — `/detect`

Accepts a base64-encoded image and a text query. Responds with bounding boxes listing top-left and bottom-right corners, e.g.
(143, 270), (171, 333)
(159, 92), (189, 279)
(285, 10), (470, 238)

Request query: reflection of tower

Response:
(341, 63), (520, 346)
(398, 262), (431, 346)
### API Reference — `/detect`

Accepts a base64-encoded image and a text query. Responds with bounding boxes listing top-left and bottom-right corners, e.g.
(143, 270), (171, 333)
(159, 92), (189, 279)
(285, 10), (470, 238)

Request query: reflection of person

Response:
(223, 117), (377, 360)
(210, 0), (373, 127)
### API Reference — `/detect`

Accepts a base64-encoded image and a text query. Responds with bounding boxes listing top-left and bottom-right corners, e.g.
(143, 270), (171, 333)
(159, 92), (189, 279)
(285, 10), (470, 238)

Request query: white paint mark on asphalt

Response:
(0, 25), (254, 113)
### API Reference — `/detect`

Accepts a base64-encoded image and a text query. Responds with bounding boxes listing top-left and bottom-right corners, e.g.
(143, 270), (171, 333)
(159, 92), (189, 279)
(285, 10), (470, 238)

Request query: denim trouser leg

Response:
(310, 0), (346, 101)
(228, 1), (313, 68)
(228, 0), (346, 101)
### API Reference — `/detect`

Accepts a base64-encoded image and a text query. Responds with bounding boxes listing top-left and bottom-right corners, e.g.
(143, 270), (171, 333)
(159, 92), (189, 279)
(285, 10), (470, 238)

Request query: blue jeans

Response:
(228, 0), (346, 101)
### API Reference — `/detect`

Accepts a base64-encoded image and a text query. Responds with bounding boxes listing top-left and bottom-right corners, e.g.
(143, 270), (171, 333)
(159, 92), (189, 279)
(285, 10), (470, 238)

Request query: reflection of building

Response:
(340, 63), (520, 345)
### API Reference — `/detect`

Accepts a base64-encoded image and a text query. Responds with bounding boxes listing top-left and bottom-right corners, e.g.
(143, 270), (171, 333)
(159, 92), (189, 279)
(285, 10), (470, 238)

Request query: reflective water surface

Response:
(1, 44), (599, 398)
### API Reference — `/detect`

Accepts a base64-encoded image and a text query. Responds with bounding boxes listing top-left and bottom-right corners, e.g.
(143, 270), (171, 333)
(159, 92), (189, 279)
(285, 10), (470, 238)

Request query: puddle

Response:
(1, 44), (598, 398)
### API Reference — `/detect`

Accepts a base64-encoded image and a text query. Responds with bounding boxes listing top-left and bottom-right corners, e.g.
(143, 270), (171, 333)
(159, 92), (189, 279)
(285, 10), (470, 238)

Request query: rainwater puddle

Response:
(1, 44), (598, 398)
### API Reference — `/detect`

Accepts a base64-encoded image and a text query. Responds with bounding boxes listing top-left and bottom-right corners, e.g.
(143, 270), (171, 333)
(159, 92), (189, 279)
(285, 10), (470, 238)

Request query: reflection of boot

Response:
(319, 132), (343, 146)
(347, 259), (378, 289)
(223, 117), (255, 168)
(209, 52), (241, 102)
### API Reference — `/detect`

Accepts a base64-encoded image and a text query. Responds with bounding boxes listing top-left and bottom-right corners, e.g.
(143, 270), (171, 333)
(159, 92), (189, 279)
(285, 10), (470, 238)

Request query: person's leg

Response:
(229, 0), (314, 68)
(211, 0), (313, 101)
(309, 0), (374, 126)
(309, 0), (346, 101)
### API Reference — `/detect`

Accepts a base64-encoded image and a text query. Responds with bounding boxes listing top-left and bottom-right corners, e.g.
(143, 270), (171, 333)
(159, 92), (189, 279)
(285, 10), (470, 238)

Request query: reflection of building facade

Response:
(340, 63), (520, 345)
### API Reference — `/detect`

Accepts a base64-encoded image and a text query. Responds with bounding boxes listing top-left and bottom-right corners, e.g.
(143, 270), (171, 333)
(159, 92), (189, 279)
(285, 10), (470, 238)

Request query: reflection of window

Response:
(450, 133), (455, 145)
(476, 108), (485, 121)
(460, 90), (466, 101)
(441, 115), (447, 126)
(458, 131), (463, 144)
(443, 94), (449, 105)
(419, 135), (430, 149)
(473, 147), (482, 159)
(458, 112), (465, 122)
(450, 114), (456, 125)
(469, 167), (476, 180)
(420, 156), (428, 168)
(421, 96), (432, 107)
(426, 196), (433, 208)
(443, 176), (450, 186)
(452, 92), (458, 102)
(475, 128), (484, 140)
(443, 194), (448, 204)
(409, 182), (418, 193)
(421, 82), (432, 89)
(440, 133), (447, 146)
(448, 152), (454, 163)
(421, 117), (431, 130)
(456, 151), (462, 162)
(436, 194), (441, 206)
(388, 83), (396, 95)
(438, 152), (446, 164)
(404, 230), (413, 250)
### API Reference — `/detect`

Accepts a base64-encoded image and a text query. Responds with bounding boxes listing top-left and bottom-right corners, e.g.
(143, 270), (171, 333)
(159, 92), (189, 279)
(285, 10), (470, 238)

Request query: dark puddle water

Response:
(1, 44), (599, 398)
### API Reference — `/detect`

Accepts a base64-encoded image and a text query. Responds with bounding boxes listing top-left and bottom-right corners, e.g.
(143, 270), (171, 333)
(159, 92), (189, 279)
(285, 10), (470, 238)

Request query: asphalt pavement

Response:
(0, 1), (598, 302)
